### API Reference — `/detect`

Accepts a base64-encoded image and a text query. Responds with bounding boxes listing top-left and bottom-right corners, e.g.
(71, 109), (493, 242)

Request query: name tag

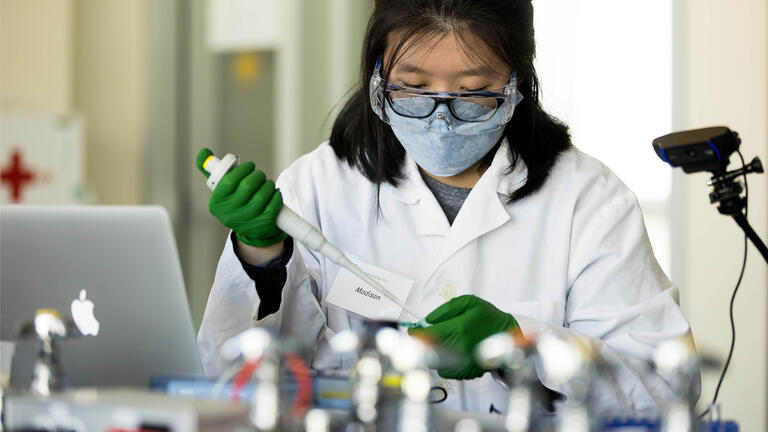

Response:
(325, 255), (414, 321)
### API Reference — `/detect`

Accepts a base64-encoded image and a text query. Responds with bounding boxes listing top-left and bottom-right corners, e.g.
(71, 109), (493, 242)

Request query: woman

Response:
(197, 0), (696, 414)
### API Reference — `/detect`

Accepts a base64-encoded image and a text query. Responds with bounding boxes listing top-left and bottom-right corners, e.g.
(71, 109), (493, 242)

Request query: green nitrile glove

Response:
(195, 148), (287, 247)
(408, 295), (519, 380)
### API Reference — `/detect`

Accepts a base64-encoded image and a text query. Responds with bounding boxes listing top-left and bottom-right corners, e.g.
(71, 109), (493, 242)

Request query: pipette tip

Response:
(399, 318), (429, 329)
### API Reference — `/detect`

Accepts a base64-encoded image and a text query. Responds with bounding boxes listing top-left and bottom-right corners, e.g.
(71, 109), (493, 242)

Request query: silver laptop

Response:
(1, 205), (203, 388)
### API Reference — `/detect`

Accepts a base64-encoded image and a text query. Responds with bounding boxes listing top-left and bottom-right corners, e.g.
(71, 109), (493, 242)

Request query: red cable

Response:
(230, 358), (261, 402)
(283, 352), (312, 417)
(228, 353), (312, 416)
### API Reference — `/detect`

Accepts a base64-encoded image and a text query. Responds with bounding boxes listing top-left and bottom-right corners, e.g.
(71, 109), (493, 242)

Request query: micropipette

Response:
(202, 152), (423, 321)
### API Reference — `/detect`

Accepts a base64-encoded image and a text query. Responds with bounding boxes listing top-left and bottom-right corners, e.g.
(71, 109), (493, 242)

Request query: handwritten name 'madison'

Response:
(355, 287), (381, 301)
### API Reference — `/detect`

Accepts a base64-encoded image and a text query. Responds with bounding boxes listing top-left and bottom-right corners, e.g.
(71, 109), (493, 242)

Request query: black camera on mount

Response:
(652, 126), (741, 174)
(652, 126), (767, 264)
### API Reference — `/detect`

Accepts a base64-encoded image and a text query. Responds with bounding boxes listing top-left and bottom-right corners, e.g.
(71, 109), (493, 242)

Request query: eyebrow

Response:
(394, 62), (501, 78)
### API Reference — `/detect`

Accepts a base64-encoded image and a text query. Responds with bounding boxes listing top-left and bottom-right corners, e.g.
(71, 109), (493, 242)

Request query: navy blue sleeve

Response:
(230, 231), (293, 319)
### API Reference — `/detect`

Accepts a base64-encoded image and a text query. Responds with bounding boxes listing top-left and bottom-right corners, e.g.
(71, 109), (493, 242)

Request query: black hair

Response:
(329, 0), (571, 203)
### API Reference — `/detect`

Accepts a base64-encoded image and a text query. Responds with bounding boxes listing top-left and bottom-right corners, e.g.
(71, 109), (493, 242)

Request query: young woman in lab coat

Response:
(197, 0), (696, 414)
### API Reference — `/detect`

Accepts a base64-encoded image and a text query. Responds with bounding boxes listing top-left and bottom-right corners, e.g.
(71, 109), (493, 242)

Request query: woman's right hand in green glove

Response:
(196, 148), (287, 247)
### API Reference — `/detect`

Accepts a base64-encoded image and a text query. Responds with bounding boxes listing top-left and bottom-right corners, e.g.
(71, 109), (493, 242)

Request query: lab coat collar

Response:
(386, 137), (528, 242)
(488, 137), (528, 196)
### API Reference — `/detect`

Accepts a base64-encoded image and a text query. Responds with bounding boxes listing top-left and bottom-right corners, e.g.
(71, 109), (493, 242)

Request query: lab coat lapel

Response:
(436, 140), (523, 264)
(389, 153), (451, 237)
(388, 139), (527, 277)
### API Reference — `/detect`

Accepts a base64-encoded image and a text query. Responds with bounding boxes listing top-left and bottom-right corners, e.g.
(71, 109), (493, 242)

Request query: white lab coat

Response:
(197, 139), (697, 415)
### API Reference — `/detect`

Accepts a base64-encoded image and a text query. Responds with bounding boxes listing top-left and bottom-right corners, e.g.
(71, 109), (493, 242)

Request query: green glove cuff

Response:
(235, 230), (288, 248)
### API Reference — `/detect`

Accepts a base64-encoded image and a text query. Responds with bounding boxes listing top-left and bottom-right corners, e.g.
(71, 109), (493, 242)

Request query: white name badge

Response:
(325, 255), (414, 321)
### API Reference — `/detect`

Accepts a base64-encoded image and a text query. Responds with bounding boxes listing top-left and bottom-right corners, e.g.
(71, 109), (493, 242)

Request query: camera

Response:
(651, 126), (766, 264)
(652, 126), (740, 174)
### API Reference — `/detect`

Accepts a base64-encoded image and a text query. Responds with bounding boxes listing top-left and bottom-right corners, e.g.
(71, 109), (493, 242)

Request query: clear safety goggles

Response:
(370, 56), (520, 127)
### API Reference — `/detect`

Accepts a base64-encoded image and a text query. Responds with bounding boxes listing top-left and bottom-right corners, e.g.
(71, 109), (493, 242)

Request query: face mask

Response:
(369, 58), (523, 177)
(385, 103), (509, 177)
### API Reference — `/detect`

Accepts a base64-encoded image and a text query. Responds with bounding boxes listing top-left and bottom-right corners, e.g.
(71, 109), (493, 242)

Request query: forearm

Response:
(235, 238), (284, 266)
(232, 233), (293, 319)
(198, 235), (322, 374)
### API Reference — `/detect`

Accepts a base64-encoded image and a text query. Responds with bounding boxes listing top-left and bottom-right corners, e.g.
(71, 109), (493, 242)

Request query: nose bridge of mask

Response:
(425, 103), (456, 131)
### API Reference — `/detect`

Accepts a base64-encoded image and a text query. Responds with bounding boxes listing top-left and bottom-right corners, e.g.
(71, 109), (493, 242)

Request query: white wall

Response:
(1, 0), (149, 205)
(0, 0), (72, 113)
(72, 0), (148, 205)
(675, 0), (768, 429)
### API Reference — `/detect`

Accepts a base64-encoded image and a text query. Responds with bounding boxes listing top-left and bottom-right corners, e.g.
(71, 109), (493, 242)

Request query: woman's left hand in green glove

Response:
(408, 295), (519, 380)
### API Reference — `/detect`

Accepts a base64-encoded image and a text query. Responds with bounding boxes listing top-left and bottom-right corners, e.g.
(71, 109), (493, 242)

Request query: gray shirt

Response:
(420, 171), (473, 225)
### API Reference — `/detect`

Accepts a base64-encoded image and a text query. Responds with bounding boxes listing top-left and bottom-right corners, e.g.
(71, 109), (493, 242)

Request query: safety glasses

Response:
(386, 84), (506, 122)
(370, 56), (519, 126)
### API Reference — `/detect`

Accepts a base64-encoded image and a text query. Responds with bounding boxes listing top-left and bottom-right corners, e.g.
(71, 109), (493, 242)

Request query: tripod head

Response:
(708, 157), (763, 216)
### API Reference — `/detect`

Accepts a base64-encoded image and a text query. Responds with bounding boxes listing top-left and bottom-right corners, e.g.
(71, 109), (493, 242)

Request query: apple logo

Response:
(71, 289), (100, 336)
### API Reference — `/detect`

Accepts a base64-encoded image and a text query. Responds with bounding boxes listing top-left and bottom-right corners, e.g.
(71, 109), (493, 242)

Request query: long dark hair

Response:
(329, 0), (571, 203)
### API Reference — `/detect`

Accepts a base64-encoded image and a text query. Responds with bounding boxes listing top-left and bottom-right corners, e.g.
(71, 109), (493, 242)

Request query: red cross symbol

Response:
(1, 149), (37, 203)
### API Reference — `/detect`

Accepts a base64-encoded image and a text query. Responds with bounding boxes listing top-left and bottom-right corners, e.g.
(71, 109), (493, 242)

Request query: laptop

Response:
(1, 205), (204, 388)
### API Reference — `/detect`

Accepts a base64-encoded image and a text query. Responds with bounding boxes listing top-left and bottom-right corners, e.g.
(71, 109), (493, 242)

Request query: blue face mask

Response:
(384, 102), (511, 177)
(369, 59), (523, 177)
